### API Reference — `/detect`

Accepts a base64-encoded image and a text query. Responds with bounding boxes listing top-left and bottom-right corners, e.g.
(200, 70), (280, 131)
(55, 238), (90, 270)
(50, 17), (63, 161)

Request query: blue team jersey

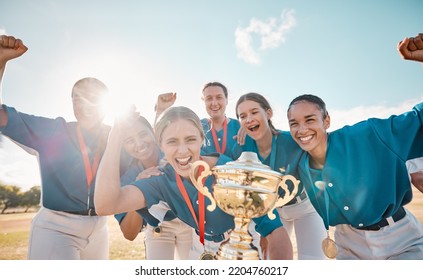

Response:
(298, 102), (423, 228)
(114, 154), (177, 227)
(0, 105), (110, 212)
(201, 117), (240, 158)
(130, 153), (282, 241)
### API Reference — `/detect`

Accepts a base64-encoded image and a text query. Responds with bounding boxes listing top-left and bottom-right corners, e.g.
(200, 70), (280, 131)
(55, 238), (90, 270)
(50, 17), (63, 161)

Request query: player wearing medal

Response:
(232, 92), (327, 260)
(0, 35), (110, 259)
(115, 112), (193, 260)
(200, 82), (243, 157)
(285, 33), (423, 259)
(95, 106), (294, 259)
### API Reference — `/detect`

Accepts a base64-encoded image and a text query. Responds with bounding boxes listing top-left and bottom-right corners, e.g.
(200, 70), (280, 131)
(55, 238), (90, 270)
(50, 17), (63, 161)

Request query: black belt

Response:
(63, 209), (97, 216)
(197, 230), (226, 242)
(357, 207), (406, 231)
(286, 190), (307, 205)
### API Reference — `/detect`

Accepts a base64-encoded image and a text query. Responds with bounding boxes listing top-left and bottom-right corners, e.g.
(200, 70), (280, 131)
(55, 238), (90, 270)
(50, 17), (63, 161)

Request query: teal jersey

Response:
(201, 117), (240, 158)
(130, 153), (283, 241)
(298, 102), (423, 228)
(114, 150), (176, 227)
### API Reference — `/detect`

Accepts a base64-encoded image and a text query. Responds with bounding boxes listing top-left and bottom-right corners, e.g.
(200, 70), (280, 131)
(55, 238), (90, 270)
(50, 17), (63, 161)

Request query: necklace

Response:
(209, 117), (228, 154)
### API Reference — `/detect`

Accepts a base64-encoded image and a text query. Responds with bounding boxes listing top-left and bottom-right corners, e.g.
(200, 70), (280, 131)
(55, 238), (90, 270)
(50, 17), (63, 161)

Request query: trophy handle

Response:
(267, 175), (300, 219)
(189, 160), (217, 212)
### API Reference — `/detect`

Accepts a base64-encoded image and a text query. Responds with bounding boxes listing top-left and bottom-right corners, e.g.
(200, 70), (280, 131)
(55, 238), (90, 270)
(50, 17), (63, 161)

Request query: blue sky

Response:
(0, 0), (422, 190)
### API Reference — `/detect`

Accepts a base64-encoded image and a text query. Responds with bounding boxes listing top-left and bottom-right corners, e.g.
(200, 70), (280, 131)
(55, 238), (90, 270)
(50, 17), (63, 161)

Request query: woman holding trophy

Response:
(232, 93), (327, 260)
(94, 106), (294, 259)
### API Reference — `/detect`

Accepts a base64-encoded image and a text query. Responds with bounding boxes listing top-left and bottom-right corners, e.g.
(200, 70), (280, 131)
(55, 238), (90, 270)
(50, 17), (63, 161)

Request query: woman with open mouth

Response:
(95, 105), (294, 259)
(232, 92), (327, 260)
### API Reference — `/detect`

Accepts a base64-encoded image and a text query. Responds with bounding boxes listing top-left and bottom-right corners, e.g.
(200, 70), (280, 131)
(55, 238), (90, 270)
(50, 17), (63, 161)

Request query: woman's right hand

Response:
(0, 35), (28, 64)
(136, 166), (163, 180)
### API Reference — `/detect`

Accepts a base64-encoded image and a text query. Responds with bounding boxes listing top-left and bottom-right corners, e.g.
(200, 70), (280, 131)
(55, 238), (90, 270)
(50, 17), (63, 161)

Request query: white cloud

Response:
(329, 97), (423, 130)
(235, 9), (296, 65)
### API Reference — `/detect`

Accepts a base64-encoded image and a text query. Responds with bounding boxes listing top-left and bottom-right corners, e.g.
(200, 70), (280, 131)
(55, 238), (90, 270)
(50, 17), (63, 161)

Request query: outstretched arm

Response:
(397, 33), (423, 63)
(0, 35), (28, 106)
(94, 115), (147, 216)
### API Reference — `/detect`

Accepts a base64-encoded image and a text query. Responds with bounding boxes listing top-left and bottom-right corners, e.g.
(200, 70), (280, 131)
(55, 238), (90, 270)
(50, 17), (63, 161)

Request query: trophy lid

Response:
(214, 151), (283, 177)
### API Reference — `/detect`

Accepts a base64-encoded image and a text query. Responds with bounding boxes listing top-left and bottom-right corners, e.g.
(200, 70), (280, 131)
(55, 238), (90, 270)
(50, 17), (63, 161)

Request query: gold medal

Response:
(200, 251), (215, 260)
(153, 226), (161, 237)
(321, 236), (338, 259)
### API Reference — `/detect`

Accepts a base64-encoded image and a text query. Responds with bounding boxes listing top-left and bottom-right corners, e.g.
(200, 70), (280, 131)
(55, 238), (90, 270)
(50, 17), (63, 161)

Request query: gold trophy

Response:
(190, 151), (299, 260)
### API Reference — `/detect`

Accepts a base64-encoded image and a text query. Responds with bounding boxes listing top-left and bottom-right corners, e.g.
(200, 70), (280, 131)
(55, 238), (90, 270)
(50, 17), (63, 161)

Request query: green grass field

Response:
(0, 212), (146, 260)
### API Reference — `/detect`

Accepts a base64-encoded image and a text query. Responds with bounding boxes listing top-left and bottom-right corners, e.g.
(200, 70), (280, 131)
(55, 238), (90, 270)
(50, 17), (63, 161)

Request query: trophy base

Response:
(214, 240), (259, 260)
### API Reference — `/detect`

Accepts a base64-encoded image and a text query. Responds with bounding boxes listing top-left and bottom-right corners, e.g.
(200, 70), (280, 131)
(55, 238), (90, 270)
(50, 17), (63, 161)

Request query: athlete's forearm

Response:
(120, 211), (144, 241)
(94, 129), (126, 215)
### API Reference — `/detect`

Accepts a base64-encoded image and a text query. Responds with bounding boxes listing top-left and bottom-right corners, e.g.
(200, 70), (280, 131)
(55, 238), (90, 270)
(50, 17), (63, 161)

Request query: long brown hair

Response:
(236, 92), (279, 135)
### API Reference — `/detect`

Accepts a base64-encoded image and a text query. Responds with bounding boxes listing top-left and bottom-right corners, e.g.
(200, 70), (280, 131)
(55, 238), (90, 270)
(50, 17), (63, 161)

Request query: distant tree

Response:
(0, 185), (22, 214)
(20, 186), (41, 212)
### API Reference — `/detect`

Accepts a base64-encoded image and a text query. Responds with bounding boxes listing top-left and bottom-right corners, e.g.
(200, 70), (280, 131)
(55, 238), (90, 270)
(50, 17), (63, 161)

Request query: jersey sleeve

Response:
(368, 102), (423, 161)
(0, 105), (67, 151)
(252, 208), (283, 237)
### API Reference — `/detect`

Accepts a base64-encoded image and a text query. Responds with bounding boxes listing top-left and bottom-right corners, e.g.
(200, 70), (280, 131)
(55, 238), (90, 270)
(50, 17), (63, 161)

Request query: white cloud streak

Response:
(235, 9), (296, 65)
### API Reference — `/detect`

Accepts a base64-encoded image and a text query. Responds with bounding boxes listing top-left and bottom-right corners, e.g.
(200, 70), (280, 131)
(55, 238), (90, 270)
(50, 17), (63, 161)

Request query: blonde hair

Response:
(155, 106), (205, 143)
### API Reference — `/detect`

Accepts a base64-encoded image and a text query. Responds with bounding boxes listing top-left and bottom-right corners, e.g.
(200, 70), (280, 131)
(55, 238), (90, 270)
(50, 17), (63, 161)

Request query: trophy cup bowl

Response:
(189, 151), (299, 260)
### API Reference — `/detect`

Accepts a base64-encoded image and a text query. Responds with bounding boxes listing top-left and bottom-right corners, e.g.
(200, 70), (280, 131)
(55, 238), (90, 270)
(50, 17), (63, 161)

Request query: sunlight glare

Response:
(101, 93), (137, 126)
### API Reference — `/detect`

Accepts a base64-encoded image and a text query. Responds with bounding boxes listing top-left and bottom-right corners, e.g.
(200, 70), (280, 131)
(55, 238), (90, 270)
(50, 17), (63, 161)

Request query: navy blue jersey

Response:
(0, 105), (109, 212)
(115, 155), (177, 227)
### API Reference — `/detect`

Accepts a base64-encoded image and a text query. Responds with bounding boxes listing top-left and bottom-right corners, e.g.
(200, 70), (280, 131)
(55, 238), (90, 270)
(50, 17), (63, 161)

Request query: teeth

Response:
(248, 125), (259, 131)
(176, 157), (191, 165)
(300, 135), (312, 142)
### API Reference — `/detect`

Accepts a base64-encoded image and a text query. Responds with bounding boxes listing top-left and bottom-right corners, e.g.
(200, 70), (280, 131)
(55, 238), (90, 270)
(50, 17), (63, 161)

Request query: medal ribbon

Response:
(269, 135), (277, 170)
(322, 185), (330, 230)
(175, 165), (206, 245)
(210, 117), (227, 154)
(76, 125), (101, 187)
